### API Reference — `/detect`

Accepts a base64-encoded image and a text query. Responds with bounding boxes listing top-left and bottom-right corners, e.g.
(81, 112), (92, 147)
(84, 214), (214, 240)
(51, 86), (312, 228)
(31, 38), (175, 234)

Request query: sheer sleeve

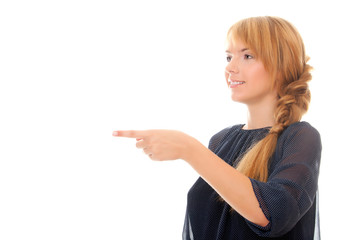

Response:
(246, 122), (322, 237)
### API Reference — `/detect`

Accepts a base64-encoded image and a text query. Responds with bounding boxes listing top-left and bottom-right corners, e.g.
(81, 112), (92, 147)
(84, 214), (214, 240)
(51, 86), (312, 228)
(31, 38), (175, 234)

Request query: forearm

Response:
(113, 129), (269, 226)
(185, 143), (269, 227)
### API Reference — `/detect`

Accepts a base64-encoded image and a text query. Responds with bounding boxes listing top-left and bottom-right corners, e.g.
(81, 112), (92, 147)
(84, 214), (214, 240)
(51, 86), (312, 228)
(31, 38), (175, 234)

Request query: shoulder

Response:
(280, 121), (321, 142)
(269, 121), (322, 174)
(276, 121), (322, 156)
(208, 124), (243, 152)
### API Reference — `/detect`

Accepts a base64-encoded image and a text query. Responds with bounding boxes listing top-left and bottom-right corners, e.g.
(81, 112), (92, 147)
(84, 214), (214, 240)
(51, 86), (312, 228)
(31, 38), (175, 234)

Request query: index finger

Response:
(112, 130), (148, 138)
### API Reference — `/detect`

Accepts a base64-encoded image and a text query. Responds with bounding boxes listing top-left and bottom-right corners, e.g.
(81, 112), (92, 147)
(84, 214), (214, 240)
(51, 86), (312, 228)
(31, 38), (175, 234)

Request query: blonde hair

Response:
(228, 16), (312, 182)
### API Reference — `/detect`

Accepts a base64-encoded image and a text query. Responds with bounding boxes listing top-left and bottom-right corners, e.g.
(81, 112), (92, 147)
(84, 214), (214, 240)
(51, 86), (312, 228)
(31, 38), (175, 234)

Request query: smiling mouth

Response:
(229, 80), (245, 87)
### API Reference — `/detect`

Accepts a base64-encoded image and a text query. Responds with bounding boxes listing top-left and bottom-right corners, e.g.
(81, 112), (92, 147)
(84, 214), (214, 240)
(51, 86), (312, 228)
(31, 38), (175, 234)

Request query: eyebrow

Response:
(225, 48), (249, 53)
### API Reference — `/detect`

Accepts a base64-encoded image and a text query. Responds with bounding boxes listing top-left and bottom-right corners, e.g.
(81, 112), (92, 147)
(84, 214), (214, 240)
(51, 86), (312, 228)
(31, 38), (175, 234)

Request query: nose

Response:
(225, 58), (239, 75)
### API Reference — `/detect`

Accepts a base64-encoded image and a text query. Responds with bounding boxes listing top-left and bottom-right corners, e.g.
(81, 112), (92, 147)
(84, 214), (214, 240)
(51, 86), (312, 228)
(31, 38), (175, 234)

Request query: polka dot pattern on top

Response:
(182, 121), (321, 240)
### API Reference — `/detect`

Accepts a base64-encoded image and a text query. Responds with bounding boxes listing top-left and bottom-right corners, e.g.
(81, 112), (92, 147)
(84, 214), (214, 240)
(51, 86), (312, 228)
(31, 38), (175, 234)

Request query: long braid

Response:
(236, 62), (313, 182)
(271, 62), (312, 135)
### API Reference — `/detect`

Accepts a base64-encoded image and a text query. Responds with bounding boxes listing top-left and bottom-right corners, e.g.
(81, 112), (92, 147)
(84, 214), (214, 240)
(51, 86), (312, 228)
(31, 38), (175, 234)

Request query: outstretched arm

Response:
(113, 129), (269, 227)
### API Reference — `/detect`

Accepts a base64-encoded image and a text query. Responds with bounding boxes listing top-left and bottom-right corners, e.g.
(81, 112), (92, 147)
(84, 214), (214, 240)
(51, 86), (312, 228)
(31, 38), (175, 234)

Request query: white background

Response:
(0, 0), (359, 239)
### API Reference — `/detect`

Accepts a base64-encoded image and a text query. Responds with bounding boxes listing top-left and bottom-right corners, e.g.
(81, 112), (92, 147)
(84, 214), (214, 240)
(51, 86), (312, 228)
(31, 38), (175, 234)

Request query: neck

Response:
(243, 98), (277, 130)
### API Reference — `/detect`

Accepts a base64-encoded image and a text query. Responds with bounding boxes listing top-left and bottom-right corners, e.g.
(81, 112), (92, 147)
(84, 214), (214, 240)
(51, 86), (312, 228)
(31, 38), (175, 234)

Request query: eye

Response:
(244, 54), (254, 59)
(226, 56), (232, 62)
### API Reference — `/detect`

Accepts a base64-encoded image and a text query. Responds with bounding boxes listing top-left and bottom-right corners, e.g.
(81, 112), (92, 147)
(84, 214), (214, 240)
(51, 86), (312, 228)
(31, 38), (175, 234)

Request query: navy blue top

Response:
(183, 121), (322, 240)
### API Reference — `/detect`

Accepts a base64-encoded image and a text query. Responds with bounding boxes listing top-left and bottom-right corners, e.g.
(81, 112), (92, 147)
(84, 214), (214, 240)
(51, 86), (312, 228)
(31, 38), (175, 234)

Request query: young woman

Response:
(113, 16), (322, 240)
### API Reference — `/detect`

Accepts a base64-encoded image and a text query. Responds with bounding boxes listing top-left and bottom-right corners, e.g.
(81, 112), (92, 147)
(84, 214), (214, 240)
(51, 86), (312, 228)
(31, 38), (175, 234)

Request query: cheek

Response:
(252, 66), (271, 86)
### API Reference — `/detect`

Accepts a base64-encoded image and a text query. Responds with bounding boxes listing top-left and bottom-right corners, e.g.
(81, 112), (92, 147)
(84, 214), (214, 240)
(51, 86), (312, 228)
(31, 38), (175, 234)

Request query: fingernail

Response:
(112, 131), (119, 136)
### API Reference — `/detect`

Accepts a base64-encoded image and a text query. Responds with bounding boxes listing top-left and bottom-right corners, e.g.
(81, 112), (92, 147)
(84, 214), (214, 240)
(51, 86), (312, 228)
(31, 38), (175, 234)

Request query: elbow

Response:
(232, 205), (270, 228)
(257, 217), (270, 228)
(245, 210), (269, 228)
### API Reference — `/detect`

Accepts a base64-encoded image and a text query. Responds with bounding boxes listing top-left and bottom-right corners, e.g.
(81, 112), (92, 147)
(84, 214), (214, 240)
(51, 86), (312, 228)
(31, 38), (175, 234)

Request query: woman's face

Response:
(225, 39), (277, 106)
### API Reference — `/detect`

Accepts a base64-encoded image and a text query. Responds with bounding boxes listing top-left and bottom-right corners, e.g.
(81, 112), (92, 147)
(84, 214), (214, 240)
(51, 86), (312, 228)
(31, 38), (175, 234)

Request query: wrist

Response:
(183, 138), (208, 166)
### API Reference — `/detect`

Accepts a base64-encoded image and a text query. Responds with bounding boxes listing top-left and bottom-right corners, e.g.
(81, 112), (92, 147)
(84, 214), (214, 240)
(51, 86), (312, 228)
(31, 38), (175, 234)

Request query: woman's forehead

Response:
(226, 38), (250, 52)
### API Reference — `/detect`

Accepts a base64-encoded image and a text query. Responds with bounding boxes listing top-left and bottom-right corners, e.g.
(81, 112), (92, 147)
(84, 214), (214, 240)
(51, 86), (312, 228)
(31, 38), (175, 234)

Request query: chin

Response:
(231, 94), (246, 103)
